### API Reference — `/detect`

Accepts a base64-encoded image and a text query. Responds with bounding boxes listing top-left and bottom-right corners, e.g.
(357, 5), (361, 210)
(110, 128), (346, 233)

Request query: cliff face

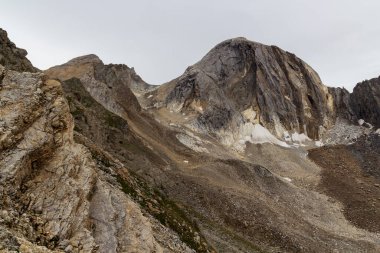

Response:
(0, 28), (37, 73)
(350, 76), (380, 128)
(157, 38), (338, 147)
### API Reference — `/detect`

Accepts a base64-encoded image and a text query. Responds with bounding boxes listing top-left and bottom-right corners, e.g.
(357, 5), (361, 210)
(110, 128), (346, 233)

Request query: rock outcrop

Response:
(350, 76), (380, 128)
(152, 38), (338, 149)
(0, 28), (37, 73)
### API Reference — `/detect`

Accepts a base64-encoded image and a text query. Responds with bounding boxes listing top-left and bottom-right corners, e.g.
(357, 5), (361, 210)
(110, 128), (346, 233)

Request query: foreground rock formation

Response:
(0, 29), (208, 253)
(1, 28), (380, 253)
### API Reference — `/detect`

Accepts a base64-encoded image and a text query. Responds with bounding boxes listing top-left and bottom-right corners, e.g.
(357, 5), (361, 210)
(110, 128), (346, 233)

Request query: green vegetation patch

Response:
(115, 172), (213, 253)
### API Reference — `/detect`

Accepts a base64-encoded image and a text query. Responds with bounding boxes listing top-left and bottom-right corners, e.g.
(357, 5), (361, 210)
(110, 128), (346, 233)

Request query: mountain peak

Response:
(214, 36), (263, 48)
(159, 37), (334, 146)
(66, 54), (103, 65)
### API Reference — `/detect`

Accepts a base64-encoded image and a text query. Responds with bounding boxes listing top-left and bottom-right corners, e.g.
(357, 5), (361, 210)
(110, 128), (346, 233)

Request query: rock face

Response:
(0, 28), (37, 72)
(0, 30), (199, 253)
(350, 76), (380, 128)
(159, 38), (336, 143)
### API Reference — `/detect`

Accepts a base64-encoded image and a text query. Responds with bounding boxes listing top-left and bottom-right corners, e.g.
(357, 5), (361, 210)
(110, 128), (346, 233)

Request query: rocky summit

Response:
(1, 28), (380, 253)
(149, 38), (377, 150)
(160, 38), (336, 140)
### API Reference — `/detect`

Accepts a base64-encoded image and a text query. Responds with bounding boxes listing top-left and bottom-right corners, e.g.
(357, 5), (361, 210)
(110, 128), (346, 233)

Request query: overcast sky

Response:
(2, 1), (380, 91)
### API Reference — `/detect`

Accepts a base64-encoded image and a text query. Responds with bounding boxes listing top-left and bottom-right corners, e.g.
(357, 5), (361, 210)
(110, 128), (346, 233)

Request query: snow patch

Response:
(376, 129), (380, 135)
(250, 124), (289, 147)
(283, 177), (292, 182)
(315, 140), (323, 147)
(283, 130), (313, 147)
(219, 122), (289, 152)
(358, 119), (365, 126)
(147, 94), (153, 98)
(291, 132), (311, 143)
